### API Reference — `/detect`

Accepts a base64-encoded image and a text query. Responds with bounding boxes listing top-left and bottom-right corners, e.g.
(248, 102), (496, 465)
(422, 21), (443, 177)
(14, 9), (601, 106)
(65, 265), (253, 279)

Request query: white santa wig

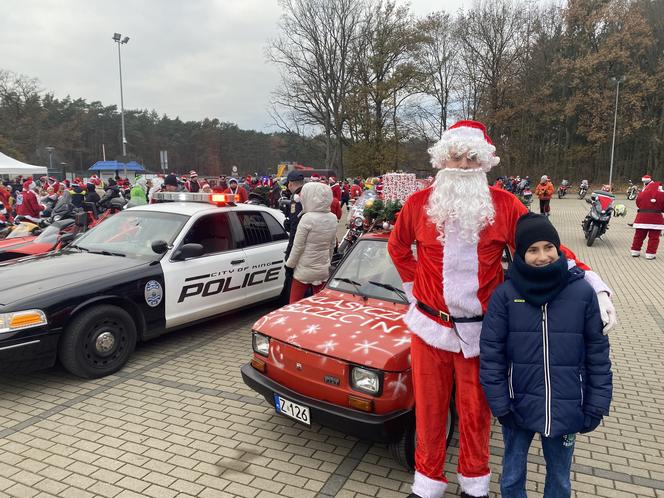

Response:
(427, 120), (500, 173)
(426, 120), (498, 244)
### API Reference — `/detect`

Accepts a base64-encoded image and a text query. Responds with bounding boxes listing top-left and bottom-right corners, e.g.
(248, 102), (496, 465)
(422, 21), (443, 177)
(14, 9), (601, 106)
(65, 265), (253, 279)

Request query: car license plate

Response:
(274, 394), (310, 426)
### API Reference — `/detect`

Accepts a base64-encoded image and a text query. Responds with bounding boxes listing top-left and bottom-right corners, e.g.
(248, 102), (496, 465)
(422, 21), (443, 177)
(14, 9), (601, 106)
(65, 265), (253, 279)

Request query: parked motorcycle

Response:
(558, 179), (570, 199)
(578, 180), (589, 199)
(582, 191), (616, 246)
(626, 180), (638, 201)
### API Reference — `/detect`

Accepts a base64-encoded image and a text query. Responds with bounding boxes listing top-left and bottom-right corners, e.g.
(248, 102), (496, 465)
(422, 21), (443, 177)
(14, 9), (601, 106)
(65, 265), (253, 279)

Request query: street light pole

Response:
(112, 33), (130, 178)
(608, 76), (625, 188)
(45, 146), (55, 176)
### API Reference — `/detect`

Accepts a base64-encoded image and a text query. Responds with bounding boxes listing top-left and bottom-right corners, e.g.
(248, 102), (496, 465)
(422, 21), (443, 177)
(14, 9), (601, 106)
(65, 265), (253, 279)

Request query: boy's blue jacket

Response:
(480, 266), (612, 437)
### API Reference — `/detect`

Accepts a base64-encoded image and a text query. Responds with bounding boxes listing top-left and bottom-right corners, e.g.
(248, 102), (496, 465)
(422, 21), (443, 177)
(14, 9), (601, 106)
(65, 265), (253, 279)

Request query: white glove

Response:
(597, 291), (617, 335)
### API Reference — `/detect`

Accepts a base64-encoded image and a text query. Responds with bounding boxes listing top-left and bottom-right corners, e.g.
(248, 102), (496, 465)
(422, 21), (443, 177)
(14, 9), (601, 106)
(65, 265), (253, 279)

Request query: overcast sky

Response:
(1, 0), (469, 132)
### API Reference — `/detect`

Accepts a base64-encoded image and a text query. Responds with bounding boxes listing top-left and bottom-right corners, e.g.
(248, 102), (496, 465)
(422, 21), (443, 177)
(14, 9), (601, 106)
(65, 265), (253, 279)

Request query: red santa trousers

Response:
(631, 228), (661, 255)
(411, 334), (491, 498)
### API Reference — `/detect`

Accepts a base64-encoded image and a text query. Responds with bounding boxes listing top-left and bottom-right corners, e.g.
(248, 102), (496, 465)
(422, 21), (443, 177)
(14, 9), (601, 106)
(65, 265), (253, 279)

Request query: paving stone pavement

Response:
(0, 196), (662, 498)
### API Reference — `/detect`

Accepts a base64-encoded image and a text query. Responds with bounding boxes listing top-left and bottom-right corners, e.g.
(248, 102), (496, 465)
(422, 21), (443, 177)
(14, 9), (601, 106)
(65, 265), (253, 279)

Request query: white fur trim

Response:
(633, 223), (664, 230)
(584, 270), (612, 297)
(645, 253), (657, 259)
(455, 321), (482, 358)
(442, 227), (482, 318)
(403, 282), (415, 304)
(404, 304), (461, 353)
(428, 127), (499, 172)
(457, 472), (491, 496)
(413, 471), (447, 498)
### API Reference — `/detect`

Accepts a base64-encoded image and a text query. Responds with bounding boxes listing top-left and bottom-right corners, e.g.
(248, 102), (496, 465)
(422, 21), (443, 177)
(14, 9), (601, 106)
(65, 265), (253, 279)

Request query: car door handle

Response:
(231, 259), (245, 265)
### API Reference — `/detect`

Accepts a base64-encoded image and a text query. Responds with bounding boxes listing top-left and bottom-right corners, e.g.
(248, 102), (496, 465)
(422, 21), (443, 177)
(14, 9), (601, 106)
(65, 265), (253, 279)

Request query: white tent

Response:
(0, 151), (48, 176)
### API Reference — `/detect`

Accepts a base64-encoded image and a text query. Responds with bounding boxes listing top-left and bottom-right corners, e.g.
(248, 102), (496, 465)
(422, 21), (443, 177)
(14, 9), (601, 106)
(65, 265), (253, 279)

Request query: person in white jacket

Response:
(285, 181), (338, 303)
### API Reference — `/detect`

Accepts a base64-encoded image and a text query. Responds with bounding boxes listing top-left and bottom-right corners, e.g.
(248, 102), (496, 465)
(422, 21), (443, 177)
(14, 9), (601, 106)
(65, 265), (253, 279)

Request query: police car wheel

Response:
(59, 305), (137, 379)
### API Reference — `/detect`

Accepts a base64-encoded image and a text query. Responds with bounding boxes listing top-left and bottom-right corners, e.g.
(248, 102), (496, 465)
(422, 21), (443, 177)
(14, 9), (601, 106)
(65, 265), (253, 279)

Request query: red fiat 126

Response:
(241, 231), (454, 469)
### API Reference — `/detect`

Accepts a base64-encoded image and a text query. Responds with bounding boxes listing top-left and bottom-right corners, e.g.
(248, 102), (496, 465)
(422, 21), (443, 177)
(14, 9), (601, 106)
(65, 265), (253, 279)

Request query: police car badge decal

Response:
(144, 280), (163, 307)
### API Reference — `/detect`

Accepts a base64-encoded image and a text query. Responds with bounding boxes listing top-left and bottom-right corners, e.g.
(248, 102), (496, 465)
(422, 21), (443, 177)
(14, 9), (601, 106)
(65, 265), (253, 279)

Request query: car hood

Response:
(253, 289), (412, 371)
(0, 250), (148, 306)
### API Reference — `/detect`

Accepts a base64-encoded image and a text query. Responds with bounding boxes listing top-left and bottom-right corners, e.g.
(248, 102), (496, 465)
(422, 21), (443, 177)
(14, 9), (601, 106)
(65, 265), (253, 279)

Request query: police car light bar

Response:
(153, 192), (238, 205)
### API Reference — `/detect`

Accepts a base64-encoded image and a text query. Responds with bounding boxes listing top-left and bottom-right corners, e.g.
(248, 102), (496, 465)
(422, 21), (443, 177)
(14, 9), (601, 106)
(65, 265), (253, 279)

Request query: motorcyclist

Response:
(99, 178), (123, 209)
(15, 179), (44, 223)
(85, 182), (101, 205)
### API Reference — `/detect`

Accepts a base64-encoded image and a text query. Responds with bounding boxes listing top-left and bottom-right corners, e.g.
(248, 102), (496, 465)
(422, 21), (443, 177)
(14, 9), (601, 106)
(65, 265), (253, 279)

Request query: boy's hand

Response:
(597, 292), (617, 334)
(580, 415), (602, 434)
(498, 412), (518, 429)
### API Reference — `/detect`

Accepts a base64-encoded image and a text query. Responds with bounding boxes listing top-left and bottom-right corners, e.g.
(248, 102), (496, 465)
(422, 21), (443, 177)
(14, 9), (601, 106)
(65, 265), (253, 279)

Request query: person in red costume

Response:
(15, 179), (44, 222)
(224, 178), (248, 203)
(388, 120), (617, 498)
(329, 176), (342, 201)
(630, 175), (664, 260)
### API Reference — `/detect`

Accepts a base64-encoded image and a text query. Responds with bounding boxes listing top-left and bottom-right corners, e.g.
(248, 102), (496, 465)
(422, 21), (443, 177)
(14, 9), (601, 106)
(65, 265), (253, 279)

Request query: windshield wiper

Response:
(331, 277), (366, 298)
(87, 249), (126, 257)
(368, 281), (408, 303)
(71, 245), (89, 253)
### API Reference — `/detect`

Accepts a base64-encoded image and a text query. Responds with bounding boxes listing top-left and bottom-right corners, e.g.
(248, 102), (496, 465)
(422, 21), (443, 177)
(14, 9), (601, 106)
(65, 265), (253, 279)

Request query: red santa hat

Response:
(427, 120), (500, 172)
(642, 175), (652, 184)
(311, 174), (321, 182)
(189, 170), (198, 178)
(23, 178), (36, 191)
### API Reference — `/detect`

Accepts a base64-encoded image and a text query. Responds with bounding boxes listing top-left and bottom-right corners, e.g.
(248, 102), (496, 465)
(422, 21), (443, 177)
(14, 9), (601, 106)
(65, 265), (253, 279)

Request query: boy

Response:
(480, 212), (612, 497)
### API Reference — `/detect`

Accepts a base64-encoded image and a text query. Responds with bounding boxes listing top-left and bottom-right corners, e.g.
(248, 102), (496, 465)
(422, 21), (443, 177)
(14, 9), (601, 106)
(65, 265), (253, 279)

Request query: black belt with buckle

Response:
(637, 209), (663, 214)
(416, 301), (484, 323)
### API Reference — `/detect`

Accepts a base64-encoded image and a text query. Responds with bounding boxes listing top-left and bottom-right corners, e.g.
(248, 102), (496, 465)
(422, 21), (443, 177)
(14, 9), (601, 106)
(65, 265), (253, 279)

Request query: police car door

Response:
(233, 210), (288, 304)
(162, 212), (248, 329)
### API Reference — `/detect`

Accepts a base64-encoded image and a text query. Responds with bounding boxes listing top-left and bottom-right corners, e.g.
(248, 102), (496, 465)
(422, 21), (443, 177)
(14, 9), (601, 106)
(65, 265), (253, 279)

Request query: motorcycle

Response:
(626, 180), (638, 201)
(582, 191), (615, 247)
(558, 179), (570, 199)
(578, 181), (589, 199)
(337, 214), (366, 256)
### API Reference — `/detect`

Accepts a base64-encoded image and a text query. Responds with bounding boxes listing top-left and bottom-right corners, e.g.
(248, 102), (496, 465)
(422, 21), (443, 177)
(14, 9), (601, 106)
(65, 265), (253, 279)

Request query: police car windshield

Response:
(328, 239), (408, 303)
(72, 211), (188, 260)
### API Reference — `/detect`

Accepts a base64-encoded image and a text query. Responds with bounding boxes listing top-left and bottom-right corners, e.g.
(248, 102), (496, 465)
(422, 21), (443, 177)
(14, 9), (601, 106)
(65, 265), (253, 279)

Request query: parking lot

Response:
(0, 196), (662, 498)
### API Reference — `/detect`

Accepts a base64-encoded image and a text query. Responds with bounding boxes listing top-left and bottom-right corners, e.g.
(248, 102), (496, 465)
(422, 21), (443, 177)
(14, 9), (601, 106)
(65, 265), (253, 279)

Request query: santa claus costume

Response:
(388, 121), (614, 498)
(630, 175), (664, 259)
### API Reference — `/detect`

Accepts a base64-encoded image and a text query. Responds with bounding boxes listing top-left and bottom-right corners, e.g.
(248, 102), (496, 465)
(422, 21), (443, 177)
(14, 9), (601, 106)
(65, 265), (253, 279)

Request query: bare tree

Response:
(268, 0), (364, 177)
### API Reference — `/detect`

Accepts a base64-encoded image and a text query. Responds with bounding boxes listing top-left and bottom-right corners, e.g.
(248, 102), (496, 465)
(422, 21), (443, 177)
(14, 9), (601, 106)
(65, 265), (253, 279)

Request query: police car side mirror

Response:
(173, 243), (204, 260)
(151, 240), (169, 254)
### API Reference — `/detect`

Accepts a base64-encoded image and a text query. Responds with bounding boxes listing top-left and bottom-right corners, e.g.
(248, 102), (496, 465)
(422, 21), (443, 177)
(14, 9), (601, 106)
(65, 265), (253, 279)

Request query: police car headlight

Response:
(0, 310), (47, 334)
(350, 366), (381, 395)
(252, 332), (270, 357)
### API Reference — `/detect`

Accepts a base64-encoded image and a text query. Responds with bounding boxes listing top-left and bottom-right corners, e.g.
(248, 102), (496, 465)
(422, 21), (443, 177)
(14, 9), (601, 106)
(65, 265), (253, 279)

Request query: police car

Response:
(0, 192), (288, 378)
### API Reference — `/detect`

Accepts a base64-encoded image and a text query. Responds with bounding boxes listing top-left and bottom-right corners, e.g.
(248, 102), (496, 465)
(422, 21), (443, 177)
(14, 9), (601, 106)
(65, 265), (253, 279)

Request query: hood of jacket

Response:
(300, 182), (332, 214)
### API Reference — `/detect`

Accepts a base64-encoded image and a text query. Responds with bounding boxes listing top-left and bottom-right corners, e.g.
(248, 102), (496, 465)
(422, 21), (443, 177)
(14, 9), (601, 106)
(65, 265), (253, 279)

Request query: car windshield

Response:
(328, 239), (409, 303)
(70, 210), (188, 259)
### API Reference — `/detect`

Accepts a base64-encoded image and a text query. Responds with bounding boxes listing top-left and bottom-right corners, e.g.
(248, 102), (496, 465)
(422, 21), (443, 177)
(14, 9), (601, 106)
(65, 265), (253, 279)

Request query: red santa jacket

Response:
(330, 196), (342, 220)
(350, 184), (362, 199)
(388, 186), (607, 357)
(330, 183), (342, 201)
(223, 186), (248, 203)
(15, 189), (43, 218)
(633, 181), (664, 230)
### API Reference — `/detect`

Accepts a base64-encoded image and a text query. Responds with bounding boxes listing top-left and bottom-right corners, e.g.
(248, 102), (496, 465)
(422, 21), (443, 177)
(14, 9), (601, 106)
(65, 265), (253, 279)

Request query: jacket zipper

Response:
(579, 373), (584, 405)
(508, 362), (514, 399)
(542, 304), (552, 437)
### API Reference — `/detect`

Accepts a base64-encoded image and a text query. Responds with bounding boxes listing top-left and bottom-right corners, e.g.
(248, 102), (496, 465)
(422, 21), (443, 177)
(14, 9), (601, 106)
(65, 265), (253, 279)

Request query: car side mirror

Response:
(173, 243), (204, 260)
(151, 240), (169, 254)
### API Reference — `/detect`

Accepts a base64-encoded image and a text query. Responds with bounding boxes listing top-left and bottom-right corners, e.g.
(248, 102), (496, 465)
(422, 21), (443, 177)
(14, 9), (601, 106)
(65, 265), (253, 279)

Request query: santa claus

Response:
(388, 120), (616, 498)
(630, 175), (664, 260)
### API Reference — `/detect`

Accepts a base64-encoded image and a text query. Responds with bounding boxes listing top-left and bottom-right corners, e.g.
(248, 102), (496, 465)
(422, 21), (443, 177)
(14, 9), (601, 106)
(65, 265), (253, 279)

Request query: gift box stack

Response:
(382, 173), (417, 203)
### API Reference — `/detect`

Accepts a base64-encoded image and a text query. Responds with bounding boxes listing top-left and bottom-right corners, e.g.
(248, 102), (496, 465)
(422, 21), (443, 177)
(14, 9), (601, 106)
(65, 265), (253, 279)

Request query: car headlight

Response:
(252, 332), (270, 357)
(350, 366), (381, 395)
(0, 310), (48, 334)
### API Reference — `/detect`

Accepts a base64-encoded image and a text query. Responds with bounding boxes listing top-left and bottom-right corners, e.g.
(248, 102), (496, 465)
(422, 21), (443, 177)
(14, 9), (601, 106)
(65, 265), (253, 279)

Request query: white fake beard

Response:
(426, 168), (495, 244)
